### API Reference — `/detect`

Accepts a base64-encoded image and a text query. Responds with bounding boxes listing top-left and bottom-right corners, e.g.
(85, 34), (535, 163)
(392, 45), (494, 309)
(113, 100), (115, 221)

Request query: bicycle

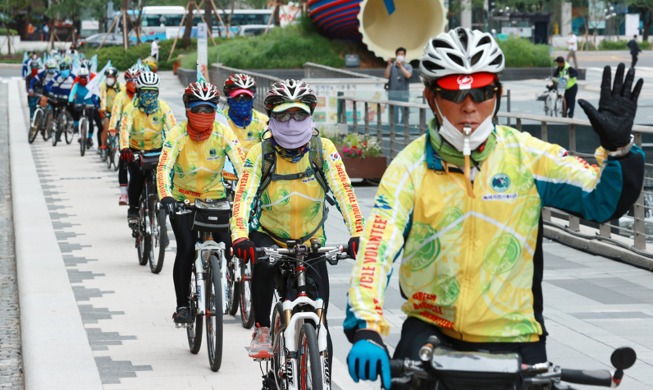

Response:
(256, 240), (348, 390)
(51, 97), (73, 147)
(388, 335), (637, 389)
(105, 115), (121, 171)
(542, 77), (565, 117)
(75, 103), (97, 156)
(174, 198), (233, 372)
(28, 93), (53, 144)
(130, 151), (168, 273)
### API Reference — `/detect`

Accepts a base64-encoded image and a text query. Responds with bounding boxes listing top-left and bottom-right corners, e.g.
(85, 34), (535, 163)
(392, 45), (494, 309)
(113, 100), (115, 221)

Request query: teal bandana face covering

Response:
(139, 90), (159, 114)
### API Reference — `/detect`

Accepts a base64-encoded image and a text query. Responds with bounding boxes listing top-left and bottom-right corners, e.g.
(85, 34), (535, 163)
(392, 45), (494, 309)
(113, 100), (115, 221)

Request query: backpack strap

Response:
(309, 136), (335, 206)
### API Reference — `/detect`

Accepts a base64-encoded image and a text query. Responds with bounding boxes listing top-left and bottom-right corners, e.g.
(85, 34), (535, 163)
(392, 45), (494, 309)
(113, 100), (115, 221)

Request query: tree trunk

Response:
(204, 0), (213, 39)
(227, 0), (235, 37)
(182, 1), (195, 48)
(122, 0), (129, 49)
(643, 9), (651, 42)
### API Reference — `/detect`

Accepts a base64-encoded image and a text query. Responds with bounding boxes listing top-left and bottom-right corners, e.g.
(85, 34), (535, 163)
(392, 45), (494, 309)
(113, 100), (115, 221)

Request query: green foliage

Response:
(0, 28), (18, 36)
(598, 39), (649, 50)
(181, 23), (347, 69)
(80, 38), (196, 71)
(498, 37), (552, 67)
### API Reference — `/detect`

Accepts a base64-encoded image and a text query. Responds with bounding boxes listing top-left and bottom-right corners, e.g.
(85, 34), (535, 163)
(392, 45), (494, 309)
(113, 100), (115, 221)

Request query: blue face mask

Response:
(60, 69), (70, 78)
(227, 97), (254, 128)
(139, 90), (159, 114)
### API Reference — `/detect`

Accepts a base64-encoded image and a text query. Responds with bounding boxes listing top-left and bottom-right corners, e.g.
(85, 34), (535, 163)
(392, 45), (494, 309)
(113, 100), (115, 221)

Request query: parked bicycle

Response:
(174, 198), (232, 372)
(256, 240), (348, 390)
(129, 151), (168, 274)
(388, 335), (636, 389)
(542, 76), (566, 117)
(28, 93), (53, 144)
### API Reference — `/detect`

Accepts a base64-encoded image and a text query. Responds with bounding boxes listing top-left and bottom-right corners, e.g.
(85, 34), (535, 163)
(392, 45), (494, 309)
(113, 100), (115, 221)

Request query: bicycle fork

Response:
(193, 240), (227, 316)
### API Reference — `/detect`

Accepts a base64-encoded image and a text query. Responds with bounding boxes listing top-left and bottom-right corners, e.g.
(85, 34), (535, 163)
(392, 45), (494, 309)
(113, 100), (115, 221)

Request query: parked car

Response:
(78, 33), (124, 48)
(238, 24), (274, 37)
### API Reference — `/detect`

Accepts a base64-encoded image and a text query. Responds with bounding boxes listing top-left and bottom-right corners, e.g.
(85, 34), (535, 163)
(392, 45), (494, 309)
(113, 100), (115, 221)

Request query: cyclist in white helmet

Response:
(345, 27), (645, 389)
(157, 81), (246, 324)
(231, 79), (364, 360)
(120, 71), (177, 223)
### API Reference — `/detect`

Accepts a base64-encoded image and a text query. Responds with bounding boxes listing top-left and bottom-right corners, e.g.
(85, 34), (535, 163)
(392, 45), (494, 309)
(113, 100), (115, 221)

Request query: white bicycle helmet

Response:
(183, 81), (220, 107)
(136, 71), (160, 90)
(77, 67), (90, 78)
(264, 79), (317, 115)
(419, 27), (505, 86)
(223, 73), (256, 97)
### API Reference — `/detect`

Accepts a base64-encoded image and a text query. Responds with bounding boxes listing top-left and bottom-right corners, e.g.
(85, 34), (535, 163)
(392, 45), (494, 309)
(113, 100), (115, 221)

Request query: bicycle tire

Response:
(28, 109), (42, 143)
(226, 258), (240, 316)
(112, 145), (120, 171)
(148, 195), (166, 274)
(137, 196), (149, 266)
(271, 302), (287, 390)
(106, 134), (115, 169)
(207, 254), (223, 372)
(187, 269), (203, 354)
(64, 111), (74, 144)
(555, 96), (564, 117)
(298, 323), (323, 390)
(239, 262), (255, 329)
(44, 110), (53, 141)
(80, 118), (88, 156)
(52, 112), (63, 147)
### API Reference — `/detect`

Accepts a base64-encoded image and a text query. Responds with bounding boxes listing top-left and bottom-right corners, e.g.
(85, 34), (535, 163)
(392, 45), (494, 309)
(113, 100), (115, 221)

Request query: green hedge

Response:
(598, 39), (650, 50)
(0, 28), (17, 36)
(498, 37), (552, 67)
(80, 38), (197, 71)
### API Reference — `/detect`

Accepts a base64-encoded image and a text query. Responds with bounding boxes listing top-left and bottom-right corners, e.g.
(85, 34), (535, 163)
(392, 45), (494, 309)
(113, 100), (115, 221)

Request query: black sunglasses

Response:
(271, 110), (310, 122)
(231, 94), (253, 103)
(435, 85), (498, 104)
(189, 105), (216, 114)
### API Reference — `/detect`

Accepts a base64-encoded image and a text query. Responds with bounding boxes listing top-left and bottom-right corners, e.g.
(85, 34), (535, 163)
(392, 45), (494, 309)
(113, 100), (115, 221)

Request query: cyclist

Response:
(25, 59), (42, 118)
(110, 65), (142, 206)
(45, 58), (76, 133)
(29, 58), (58, 119)
(99, 67), (124, 160)
(230, 79), (364, 359)
(344, 27), (645, 389)
(222, 73), (269, 154)
(120, 71), (176, 223)
(550, 56), (578, 118)
(156, 81), (246, 324)
(68, 67), (101, 147)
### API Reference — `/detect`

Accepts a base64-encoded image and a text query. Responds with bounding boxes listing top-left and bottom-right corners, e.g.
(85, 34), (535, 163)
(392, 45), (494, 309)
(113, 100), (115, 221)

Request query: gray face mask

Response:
(269, 117), (314, 149)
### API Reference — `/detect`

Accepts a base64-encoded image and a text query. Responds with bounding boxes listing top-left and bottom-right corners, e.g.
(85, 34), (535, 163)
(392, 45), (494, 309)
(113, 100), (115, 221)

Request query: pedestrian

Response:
(552, 56), (578, 118)
(43, 23), (50, 42)
(384, 46), (413, 125)
(150, 38), (159, 61)
(628, 35), (642, 68)
(566, 31), (578, 68)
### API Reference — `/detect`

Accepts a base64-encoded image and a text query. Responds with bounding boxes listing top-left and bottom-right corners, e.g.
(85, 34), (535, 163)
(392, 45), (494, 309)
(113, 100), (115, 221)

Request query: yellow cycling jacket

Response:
(345, 124), (645, 343)
(100, 81), (124, 112)
(231, 138), (365, 246)
(109, 90), (134, 133)
(222, 108), (269, 154)
(119, 98), (176, 151)
(157, 121), (245, 202)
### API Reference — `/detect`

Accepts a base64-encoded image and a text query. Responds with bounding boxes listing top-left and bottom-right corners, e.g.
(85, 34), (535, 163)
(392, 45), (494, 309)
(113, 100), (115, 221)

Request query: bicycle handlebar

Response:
(255, 243), (350, 265)
(560, 368), (613, 387)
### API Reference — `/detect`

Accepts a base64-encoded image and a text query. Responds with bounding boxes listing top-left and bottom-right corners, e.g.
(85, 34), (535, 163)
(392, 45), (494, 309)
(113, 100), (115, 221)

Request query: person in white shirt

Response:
(150, 38), (159, 61)
(566, 32), (578, 68)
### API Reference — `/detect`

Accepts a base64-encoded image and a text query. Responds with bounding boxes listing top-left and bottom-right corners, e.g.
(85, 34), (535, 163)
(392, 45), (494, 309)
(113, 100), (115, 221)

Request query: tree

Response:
(182, 1), (195, 48)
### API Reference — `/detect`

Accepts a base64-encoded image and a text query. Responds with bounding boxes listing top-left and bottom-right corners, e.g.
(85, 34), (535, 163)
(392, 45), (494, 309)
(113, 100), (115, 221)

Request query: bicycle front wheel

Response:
(554, 96), (564, 117)
(239, 262), (255, 329)
(271, 302), (288, 390)
(207, 254), (223, 372)
(148, 196), (166, 274)
(79, 118), (88, 156)
(64, 111), (74, 144)
(226, 257), (240, 316)
(298, 323), (323, 390)
(29, 109), (42, 143)
(53, 112), (63, 147)
(43, 110), (53, 141)
(187, 268), (203, 354)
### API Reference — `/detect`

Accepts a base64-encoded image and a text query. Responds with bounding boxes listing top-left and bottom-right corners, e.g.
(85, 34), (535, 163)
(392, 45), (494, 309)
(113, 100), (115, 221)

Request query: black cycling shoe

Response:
(173, 306), (192, 324)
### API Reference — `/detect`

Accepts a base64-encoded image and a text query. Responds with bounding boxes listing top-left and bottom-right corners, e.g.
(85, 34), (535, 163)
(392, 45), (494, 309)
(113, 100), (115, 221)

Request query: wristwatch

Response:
(606, 135), (634, 158)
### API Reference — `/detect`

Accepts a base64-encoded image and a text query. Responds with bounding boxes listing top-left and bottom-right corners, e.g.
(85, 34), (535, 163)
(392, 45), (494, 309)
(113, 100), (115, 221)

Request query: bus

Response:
(131, 6), (273, 42)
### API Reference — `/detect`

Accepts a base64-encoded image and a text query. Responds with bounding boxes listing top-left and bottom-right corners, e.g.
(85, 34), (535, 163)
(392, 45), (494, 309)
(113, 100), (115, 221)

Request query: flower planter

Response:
(341, 156), (387, 180)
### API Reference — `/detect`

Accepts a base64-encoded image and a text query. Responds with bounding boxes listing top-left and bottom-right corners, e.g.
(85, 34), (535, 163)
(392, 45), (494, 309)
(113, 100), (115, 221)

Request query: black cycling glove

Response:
(578, 63), (643, 151)
(347, 237), (360, 259)
(159, 197), (176, 214)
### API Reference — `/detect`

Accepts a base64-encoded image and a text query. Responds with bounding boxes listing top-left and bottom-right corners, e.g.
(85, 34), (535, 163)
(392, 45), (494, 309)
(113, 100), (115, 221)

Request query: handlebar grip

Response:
(389, 359), (405, 377)
(561, 369), (612, 387)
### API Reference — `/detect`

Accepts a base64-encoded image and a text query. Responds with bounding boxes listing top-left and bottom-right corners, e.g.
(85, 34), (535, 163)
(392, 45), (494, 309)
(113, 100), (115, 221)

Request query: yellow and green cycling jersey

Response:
(222, 108), (269, 154)
(100, 81), (124, 113)
(157, 121), (245, 202)
(231, 138), (365, 246)
(109, 90), (134, 133)
(345, 122), (645, 343)
(119, 98), (176, 151)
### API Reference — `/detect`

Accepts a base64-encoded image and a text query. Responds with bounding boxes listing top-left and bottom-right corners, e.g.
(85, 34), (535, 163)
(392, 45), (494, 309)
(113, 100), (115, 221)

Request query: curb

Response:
(8, 80), (103, 389)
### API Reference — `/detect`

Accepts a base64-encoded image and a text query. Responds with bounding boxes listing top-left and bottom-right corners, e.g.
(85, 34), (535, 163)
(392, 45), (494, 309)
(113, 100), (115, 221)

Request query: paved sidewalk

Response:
(7, 72), (653, 389)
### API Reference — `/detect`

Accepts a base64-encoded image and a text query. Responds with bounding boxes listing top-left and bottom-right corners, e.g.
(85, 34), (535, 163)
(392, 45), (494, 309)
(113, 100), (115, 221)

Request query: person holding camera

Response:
(384, 47), (413, 125)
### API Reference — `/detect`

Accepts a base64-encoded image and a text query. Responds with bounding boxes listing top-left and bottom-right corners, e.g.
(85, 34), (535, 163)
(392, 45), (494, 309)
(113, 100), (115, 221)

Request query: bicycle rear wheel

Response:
(187, 268), (203, 354)
(226, 257), (240, 316)
(207, 254), (223, 372)
(148, 194), (166, 274)
(28, 109), (42, 143)
(298, 323), (323, 390)
(79, 118), (88, 156)
(137, 195), (149, 266)
(239, 262), (255, 329)
(270, 301), (288, 390)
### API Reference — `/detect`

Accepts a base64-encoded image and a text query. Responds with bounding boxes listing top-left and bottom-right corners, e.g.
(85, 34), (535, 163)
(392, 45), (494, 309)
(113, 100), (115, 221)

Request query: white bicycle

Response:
(543, 76), (566, 117)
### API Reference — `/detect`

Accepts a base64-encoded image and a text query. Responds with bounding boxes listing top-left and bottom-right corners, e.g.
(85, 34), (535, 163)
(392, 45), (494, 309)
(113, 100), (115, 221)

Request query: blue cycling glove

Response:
(347, 331), (391, 389)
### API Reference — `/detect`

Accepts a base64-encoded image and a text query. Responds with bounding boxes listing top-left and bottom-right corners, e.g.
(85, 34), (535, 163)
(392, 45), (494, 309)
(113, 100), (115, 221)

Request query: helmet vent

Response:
(446, 53), (464, 67)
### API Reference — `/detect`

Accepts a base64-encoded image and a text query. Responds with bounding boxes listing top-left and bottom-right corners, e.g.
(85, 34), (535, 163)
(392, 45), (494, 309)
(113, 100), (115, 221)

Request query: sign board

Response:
(625, 14), (640, 37)
(197, 23), (209, 82)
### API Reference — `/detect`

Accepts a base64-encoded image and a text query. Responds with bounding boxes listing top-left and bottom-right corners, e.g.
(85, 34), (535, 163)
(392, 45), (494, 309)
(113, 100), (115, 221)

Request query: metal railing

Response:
(336, 94), (653, 267)
(303, 62), (383, 79)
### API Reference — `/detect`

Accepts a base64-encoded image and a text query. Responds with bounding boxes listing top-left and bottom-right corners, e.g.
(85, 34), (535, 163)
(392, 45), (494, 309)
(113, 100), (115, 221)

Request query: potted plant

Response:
(333, 133), (386, 180)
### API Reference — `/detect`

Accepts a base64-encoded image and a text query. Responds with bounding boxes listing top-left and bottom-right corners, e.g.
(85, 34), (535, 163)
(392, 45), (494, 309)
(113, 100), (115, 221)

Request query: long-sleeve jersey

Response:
(68, 82), (99, 106)
(29, 70), (55, 93)
(100, 82), (124, 112)
(231, 138), (365, 246)
(344, 124), (645, 343)
(45, 73), (76, 99)
(222, 108), (269, 154)
(119, 99), (176, 151)
(109, 90), (135, 133)
(157, 121), (245, 202)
